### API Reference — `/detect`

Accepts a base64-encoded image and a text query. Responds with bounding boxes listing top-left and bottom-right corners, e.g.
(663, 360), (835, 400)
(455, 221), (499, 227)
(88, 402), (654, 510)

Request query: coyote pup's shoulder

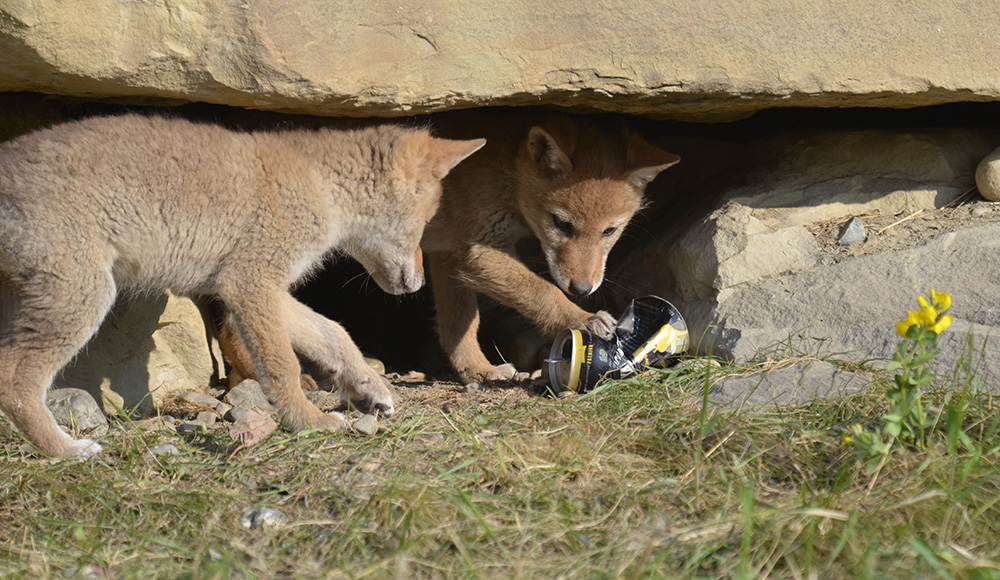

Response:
(0, 113), (484, 457)
(423, 110), (679, 383)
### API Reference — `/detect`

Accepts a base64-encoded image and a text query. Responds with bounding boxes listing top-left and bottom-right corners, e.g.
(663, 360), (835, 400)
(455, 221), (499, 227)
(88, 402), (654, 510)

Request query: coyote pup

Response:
(0, 113), (485, 458)
(423, 112), (680, 383)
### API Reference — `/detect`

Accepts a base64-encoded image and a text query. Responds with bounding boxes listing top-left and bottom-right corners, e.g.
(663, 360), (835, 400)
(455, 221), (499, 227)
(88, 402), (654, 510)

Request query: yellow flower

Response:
(918, 306), (937, 326)
(896, 310), (920, 337)
(931, 315), (953, 335)
(918, 295), (929, 309)
(843, 436), (853, 444)
(931, 288), (951, 312)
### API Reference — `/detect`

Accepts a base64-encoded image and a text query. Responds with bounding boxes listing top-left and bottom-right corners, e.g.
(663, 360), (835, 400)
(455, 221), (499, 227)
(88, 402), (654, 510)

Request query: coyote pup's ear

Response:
(527, 125), (574, 178)
(626, 134), (681, 191)
(428, 137), (487, 179)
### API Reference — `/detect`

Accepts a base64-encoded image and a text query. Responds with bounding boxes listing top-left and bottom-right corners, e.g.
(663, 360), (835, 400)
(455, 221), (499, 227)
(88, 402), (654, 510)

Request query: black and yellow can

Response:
(546, 296), (689, 393)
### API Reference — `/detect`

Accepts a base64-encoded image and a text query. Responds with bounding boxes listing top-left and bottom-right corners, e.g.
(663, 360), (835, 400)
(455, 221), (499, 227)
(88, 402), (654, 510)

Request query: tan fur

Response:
(0, 113), (485, 458)
(423, 112), (680, 383)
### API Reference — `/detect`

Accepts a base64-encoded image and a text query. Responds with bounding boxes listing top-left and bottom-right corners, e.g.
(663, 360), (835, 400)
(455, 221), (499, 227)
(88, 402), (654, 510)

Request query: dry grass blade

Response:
(876, 208), (925, 235)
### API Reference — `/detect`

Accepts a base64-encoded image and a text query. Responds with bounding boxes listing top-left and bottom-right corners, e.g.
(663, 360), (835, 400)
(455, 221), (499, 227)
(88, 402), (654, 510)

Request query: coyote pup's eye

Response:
(602, 226), (617, 238)
(551, 214), (573, 236)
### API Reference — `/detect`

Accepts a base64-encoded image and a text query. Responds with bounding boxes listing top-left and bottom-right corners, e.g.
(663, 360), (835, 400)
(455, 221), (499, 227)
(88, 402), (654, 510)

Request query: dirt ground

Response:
(805, 197), (1000, 264)
(386, 374), (542, 420)
(296, 369), (551, 424)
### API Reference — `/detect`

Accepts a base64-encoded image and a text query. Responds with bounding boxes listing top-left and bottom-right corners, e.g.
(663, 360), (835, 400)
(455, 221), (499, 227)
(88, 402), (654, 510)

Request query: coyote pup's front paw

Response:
(67, 438), (103, 459)
(460, 362), (517, 384)
(573, 310), (617, 340)
(343, 375), (395, 418)
(305, 411), (348, 431)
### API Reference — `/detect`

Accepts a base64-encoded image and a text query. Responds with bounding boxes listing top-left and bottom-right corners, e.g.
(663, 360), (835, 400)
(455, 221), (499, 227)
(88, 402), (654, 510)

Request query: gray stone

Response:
(177, 391), (222, 409)
(837, 217), (866, 245)
(971, 205), (992, 217)
(134, 416), (177, 432)
(214, 402), (233, 419)
(353, 414), (379, 436)
(223, 379), (275, 414)
(699, 225), (1000, 390)
(46, 388), (108, 436)
(146, 444), (180, 456)
(463, 382), (484, 393)
(240, 507), (288, 530)
(195, 411), (217, 426)
(226, 407), (248, 422)
(176, 423), (205, 434)
(62, 565), (104, 579)
(711, 361), (871, 407)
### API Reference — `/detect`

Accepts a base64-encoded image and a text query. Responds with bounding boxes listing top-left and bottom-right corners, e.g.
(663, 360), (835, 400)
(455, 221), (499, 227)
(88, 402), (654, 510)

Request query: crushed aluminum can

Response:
(546, 296), (689, 393)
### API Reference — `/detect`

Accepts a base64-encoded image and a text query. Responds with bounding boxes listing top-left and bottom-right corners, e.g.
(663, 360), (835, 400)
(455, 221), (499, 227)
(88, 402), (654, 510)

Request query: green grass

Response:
(2, 357), (1000, 579)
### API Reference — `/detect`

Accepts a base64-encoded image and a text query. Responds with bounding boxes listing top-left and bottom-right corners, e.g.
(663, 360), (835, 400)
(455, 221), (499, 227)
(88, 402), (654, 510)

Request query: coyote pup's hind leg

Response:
(0, 267), (115, 458)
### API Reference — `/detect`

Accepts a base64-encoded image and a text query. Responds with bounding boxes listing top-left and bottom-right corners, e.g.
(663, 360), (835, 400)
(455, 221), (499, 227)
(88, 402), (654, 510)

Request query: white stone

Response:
(975, 146), (1000, 202)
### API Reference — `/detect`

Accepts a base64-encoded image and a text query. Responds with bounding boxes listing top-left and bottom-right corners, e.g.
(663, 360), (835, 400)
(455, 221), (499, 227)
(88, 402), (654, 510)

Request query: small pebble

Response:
(134, 416), (177, 432)
(46, 388), (108, 436)
(215, 402), (233, 419)
(514, 371), (531, 381)
(364, 356), (386, 375)
(176, 422), (204, 434)
(414, 432), (444, 445)
(223, 379), (275, 414)
(62, 564), (103, 579)
(226, 407), (248, 422)
(529, 369), (543, 380)
(353, 414), (379, 436)
(147, 443), (180, 456)
(401, 370), (426, 382)
(240, 507), (288, 530)
(971, 205), (992, 217)
(463, 382), (483, 393)
(355, 461), (379, 473)
(836, 216), (866, 245)
(177, 391), (222, 409)
(195, 411), (217, 426)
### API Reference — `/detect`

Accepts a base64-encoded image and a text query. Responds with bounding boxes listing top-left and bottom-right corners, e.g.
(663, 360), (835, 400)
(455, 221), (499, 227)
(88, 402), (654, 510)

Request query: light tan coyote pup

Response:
(0, 113), (485, 458)
(423, 112), (680, 383)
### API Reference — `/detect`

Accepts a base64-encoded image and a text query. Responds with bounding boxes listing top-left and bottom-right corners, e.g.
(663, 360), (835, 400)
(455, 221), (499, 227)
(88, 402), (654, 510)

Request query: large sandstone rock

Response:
(2, 1), (1000, 120)
(615, 127), (1000, 391)
(55, 291), (218, 414)
(704, 223), (1000, 390)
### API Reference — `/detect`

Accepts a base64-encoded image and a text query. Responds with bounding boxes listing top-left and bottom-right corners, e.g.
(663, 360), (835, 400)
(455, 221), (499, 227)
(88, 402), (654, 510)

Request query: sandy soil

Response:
(805, 198), (1000, 264)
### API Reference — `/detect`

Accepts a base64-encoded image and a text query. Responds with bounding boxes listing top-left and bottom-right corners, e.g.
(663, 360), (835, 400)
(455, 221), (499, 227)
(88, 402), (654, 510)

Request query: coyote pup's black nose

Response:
(568, 281), (593, 296)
